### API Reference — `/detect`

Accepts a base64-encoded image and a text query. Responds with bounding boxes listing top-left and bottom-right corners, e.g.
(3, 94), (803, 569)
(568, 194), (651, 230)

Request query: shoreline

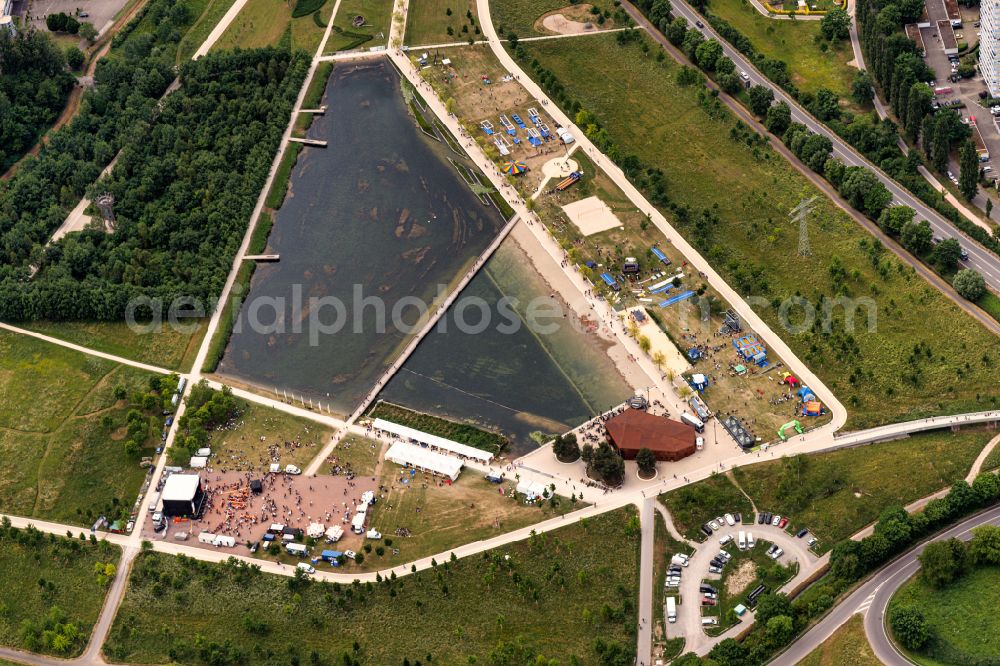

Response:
(506, 221), (648, 394)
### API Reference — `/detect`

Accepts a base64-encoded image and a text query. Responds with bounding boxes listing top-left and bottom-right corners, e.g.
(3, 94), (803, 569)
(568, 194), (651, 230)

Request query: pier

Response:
(243, 254), (280, 262)
(288, 137), (328, 147)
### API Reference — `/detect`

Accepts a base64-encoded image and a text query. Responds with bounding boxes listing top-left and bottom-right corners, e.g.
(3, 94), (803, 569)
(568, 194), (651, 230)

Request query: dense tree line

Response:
(0, 29), (75, 172)
(0, 46), (308, 321)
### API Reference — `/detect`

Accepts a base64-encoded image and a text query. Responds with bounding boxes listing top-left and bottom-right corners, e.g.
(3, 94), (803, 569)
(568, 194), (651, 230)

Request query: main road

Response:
(624, 0), (1000, 290)
(773, 503), (1000, 665)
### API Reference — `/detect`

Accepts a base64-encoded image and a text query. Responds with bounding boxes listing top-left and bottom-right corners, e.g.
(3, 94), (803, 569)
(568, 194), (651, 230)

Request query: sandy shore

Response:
(507, 221), (648, 393)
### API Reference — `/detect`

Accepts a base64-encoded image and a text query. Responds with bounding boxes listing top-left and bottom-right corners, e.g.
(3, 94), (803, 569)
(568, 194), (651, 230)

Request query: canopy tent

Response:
(502, 161), (527, 175)
(386, 441), (463, 481)
(516, 480), (549, 500)
(372, 418), (494, 462)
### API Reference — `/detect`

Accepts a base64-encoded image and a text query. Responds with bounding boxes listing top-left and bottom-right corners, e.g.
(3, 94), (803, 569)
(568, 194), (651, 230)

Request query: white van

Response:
(696, 436), (705, 450)
(666, 597), (677, 623)
(747, 531), (755, 548)
(351, 512), (366, 535)
(738, 530), (746, 550)
(702, 617), (718, 626)
(296, 562), (315, 574)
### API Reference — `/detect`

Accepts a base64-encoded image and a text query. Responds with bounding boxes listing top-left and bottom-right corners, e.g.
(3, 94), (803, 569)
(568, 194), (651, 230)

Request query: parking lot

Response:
(663, 512), (822, 654)
(918, 0), (1000, 184)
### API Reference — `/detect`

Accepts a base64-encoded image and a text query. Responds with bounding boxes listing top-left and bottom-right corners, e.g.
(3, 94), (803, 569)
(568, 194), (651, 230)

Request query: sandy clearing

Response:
(563, 194), (622, 236)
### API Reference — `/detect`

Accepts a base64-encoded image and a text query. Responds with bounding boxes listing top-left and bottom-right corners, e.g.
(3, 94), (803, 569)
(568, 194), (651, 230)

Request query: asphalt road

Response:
(773, 503), (1000, 665)
(627, 0), (1000, 290)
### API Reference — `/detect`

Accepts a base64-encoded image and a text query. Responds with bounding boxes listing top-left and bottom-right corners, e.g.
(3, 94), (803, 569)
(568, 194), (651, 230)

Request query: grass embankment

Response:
(368, 401), (508, 453)
(106, 509), (639, 664)
(212, 0), (332, 53)
(404, 0), (478, 45)
(202, 211), (273, 372)
(519, 34), (1000, 429)
(201, 400), (333, 472)
(706, 0), (857, 105)
(293, 61), (333, 136)
(0, 525), (120, 657)
(0, 331), (159, 525)
(734, 429), (993, 546)
(324, 0), (393, 52)
(660, 474), (755, 541)
(890, 566), (1000, 665)
(800, 615), (881, 666)
(19, 319), (204, 371)
(492, 0), (619, 38)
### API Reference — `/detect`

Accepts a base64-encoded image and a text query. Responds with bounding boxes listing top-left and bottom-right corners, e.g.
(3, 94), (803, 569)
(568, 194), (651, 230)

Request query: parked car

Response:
(702, 597), (717, 606)
(724, 513), (735, 526)
(768, 547), (784, 560)
(701, 523), (714, 536)
(700, 584), (717, 594)
(734, 513), (742, 523)
(807, 537), (818, 547)
(771, 515), (782, 527)
(344, 550), (357, 559)
(757, 512), (767, 524)
(796, 528), (809, 538)
(297, 563), (316, 574)
(708, 565), (723, 574)
(703, 591), (718, 600)
(718, 550), (732, 562)
(778, 517), (789, 529)
(284, 465), (302, 475)
(719, 534), (733, 546)
(709, 519), (721, 530)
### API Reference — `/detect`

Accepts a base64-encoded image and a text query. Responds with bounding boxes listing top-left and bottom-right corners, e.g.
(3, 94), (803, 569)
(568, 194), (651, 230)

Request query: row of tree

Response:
(0, 29), (76, 172)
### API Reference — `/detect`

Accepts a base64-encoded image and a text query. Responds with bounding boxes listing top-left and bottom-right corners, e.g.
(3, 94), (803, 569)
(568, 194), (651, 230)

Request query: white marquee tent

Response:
(373, 418), (494, 463)
(386, 441), (463, 481)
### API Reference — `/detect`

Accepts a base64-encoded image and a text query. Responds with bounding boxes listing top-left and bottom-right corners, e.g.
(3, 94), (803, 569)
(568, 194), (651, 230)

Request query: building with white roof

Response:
(161, 473), (205, 517)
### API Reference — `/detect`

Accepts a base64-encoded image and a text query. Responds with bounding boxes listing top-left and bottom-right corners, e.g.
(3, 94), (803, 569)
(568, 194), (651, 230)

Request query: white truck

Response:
(351, 512), (366, 535)
(666, 596), (677, 623)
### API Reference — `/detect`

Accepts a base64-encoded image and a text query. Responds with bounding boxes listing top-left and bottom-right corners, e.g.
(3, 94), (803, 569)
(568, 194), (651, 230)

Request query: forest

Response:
(0, 29), (76, 172)
(0, 0), (308, 322)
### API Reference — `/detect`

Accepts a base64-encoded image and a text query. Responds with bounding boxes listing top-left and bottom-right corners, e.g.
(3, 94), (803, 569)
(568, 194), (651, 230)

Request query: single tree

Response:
(953, 268), (986, 300)
(890, 606), (930, 650)
(820, 7), (850, 40)
(959, 139), (980, 199)
(635, 448), (657, 477)
(748, 84), (774, 117)
(932, 237), (962, 269)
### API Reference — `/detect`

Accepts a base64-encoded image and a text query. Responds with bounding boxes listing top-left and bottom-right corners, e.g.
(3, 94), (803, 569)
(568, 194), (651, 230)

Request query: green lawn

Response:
(176, 0), (241, 61)
(733, 429), (993, 546)
(491, 0), (621, 39)
(0, 524), (120, 657)
(20, 319), (204, 372)
(212, 0), (332, 52)
(323, 433), (382, 477)
(324, 0), (393, 53)
(0, 330), (160, 525)
(706, 0), (858, 104)
(890, 566), (1000, 665)
(519, 34), (1000, 429)
(105, 509), (639, 664)
(359, 463), (577, 570)
(404, 0), (478, 45)
(192, 399), (333, 472)
(660, 474), (754, 541)
(800, 615), (881, 666)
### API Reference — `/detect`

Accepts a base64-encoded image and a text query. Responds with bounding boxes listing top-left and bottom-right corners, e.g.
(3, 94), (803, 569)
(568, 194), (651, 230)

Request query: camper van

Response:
(666, 597), (677, 623)
(351, 512), (366, 535)
(747, 532), (755, 548)
(680, 412), (705, 433)
(738, 531), (747, 550)
(286, 543), (308, 557)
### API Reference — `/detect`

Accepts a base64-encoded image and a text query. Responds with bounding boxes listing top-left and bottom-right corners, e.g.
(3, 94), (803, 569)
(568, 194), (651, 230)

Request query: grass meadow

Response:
(800, 615), (881, 666)
(105, 509), (639, 664)
(660, 473), (755, 541)
(519, 34), (1000, 429)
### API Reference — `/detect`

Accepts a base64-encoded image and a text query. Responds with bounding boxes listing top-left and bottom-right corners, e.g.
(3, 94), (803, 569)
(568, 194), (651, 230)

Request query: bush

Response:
(891, 605), (930, 650)
(953, 269), (987, 301)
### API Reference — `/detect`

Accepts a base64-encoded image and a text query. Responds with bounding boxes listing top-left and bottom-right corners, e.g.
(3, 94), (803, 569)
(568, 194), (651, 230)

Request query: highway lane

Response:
(773, 503), (1000, 665)
(625, 0), (1000, 290)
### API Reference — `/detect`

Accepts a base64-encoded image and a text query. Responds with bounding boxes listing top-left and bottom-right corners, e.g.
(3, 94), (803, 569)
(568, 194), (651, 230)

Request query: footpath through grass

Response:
(519, 34), (1000, 429)
(733, 428), (993, 546)
(706, 0), (858, 104)
(106, 508), (639, 664)
(212, 0), (332, 52)
(800, 615), (881, 666)
(890, 566), (1000, 665)
(0, 524), (120, 657)
(0, 330), (160, 526)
